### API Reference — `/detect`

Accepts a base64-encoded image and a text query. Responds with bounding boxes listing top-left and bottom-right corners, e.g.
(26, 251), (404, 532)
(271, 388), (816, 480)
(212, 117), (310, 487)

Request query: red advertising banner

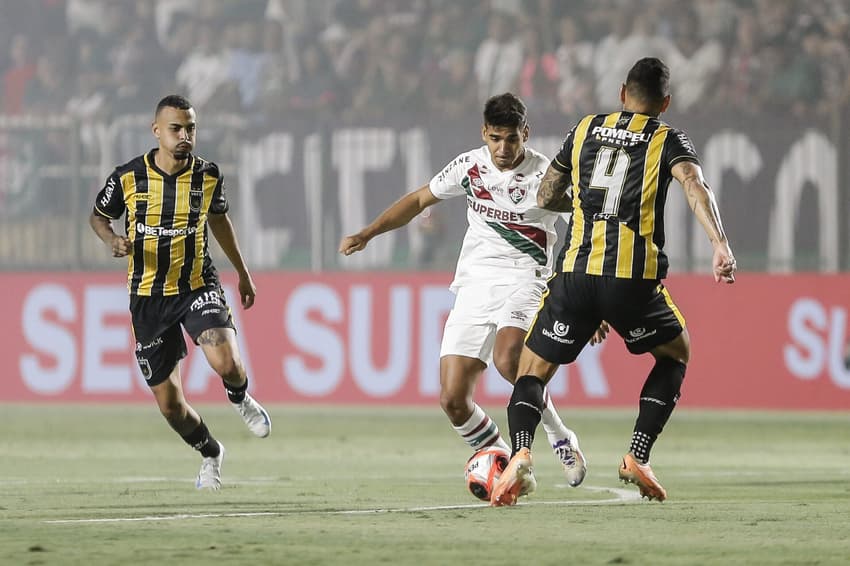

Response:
(1, 272), (849, 409)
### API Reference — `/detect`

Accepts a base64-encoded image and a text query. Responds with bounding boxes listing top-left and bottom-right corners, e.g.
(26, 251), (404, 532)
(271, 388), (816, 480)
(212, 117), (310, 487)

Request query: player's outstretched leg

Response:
(541, 388), (587, 487)
(490, 375), (545, 506)
(196, 441), (225, 490)
(619, 357), (686, 501)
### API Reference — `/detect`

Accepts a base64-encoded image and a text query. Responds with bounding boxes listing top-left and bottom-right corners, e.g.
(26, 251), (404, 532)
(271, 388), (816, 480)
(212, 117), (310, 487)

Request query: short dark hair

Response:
(483, 93), (527, 129)
(155, 94), (192, 116)
(625, 57), (670, 106)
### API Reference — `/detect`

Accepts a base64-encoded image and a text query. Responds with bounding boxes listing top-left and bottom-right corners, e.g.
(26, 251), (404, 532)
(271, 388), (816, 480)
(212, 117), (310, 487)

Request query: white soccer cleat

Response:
(552, 429), (587, 487)
(196, 442), (224, 490)
(232, 393), (271, 438)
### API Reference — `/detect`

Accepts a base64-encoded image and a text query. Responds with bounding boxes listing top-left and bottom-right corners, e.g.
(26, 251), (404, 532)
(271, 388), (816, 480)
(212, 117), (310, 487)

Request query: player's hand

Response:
(589, 320), (610, 345)
(712, 243), (736, 284)
(238, 274), (257, 309)
(111, 235), (132, 257)
(339, 233), (369, 256)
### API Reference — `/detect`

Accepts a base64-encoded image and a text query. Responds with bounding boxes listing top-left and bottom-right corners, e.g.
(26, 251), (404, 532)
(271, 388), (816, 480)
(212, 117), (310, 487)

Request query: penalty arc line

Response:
(43, 486), (641, 525)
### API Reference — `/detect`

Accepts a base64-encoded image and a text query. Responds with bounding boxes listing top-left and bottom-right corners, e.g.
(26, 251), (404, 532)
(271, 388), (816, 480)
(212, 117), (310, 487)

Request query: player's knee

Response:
(211, 358), (243, 382)
(493, 352), (519, 384)
(653, 330), (690, 364)
(158, 398), (187, 424)
(440, 390), (473, 424)
(671, 331), (691, 364)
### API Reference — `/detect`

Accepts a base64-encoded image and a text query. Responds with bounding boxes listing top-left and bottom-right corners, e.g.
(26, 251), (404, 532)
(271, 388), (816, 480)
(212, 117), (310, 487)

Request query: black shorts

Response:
(130, 283), (235, 387)
(525, 272), (686, 364)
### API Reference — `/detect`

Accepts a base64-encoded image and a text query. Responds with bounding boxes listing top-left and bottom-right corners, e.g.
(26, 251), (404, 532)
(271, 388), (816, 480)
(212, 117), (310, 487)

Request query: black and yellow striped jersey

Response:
(93, 149), (228, 296)
(551, 111), (699, 280)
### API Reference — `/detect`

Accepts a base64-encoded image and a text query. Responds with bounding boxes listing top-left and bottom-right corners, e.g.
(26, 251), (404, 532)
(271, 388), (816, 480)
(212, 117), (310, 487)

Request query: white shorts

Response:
(440, 280), (546, 363)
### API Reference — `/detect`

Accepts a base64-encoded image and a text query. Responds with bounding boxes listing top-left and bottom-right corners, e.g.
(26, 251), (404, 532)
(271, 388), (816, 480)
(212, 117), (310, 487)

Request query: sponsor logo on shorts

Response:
(136, 337), (163, 352)
(201, 308), (223, 316)
(625, 327), (657, 343)
(542, 321), (574, 344)
(510, 310), (528, 322)
(191, 290), (224, 312)
(138, 358), (153, 381)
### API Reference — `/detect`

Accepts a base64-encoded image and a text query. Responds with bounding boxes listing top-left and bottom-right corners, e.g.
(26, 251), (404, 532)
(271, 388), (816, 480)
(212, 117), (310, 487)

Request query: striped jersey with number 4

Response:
(429, 146), (559, 290)
(551, 111), (700, 280)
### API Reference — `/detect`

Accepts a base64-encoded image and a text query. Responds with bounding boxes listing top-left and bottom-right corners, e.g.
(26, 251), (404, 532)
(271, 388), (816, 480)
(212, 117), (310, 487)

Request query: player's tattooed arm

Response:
(537, 165), (572, 212)
(673, 160), (736, 283)
(675, 161), (727, 245)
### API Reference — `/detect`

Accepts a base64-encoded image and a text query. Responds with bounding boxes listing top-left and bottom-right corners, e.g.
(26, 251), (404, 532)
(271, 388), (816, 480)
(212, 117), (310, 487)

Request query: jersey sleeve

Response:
(551, 124), (577, 174)
(428, 154), (468, 199)
(664, 127), (701, 168)
(209, 175), (229, 214)
(92, 170), (125, 219)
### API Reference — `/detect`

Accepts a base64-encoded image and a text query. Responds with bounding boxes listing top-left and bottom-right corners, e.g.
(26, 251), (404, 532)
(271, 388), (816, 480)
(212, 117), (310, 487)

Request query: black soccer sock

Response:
(224, 377), (248, 404)
(507, 375), (546, 456)
(181, 420), (221, 458)
(630, 358), (686, 463)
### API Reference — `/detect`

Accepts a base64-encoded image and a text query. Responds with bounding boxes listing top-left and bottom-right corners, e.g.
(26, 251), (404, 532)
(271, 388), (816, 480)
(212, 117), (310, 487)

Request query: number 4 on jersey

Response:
(589, 146), (630, 219)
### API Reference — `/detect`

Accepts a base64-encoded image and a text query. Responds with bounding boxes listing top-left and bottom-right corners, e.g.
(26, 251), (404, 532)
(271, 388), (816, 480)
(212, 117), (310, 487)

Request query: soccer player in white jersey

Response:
(339, 93), (588, 491)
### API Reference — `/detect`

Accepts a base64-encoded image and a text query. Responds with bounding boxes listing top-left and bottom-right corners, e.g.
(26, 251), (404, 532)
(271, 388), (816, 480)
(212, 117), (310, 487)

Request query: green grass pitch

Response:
(1, 405), (848, 565)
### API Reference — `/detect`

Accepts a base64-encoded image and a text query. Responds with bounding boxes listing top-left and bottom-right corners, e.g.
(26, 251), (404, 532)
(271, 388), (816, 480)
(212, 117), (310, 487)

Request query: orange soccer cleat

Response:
(490, 447), (537, 507)
(619, 452), (667, 501)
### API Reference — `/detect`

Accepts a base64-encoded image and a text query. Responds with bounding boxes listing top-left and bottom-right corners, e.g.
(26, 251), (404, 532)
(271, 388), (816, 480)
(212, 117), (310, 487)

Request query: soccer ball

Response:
(464, 447), (510, 501)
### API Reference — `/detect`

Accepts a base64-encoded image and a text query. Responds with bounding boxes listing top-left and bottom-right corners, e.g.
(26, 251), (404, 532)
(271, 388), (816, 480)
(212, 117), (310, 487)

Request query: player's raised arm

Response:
(672, 160), (736, 284)
(338, 184), (441, 256)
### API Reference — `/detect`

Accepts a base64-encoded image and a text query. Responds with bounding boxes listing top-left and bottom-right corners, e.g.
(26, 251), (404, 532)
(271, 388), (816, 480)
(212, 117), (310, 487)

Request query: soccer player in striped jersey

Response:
(339, 93), (591, 492)
(492, 58), (737, 506)
(89, 95), (271, 490)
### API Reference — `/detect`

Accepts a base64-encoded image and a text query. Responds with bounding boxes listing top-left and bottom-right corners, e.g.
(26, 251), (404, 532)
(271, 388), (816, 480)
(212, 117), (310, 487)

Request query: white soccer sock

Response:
(453, 403), (510, 452)
(541, 387), (572, 447)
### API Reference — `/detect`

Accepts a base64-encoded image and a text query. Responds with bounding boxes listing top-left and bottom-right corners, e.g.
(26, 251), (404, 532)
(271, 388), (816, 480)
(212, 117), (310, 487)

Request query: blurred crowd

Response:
(1, 0), (849, 125)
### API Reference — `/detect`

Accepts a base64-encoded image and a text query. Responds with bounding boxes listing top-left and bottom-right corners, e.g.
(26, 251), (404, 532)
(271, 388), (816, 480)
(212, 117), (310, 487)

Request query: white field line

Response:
(43, 486), (640, 525)
(12, 467), (843, 490)
(9, 467), (846, 488)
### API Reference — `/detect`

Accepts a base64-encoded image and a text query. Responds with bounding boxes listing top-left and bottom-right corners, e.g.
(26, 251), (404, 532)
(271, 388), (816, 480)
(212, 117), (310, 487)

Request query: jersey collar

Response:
(146, 149), (194, 179)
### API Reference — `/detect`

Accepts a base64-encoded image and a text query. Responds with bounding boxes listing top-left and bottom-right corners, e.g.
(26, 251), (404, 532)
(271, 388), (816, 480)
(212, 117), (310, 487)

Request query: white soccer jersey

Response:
(429, 146), (559, 290)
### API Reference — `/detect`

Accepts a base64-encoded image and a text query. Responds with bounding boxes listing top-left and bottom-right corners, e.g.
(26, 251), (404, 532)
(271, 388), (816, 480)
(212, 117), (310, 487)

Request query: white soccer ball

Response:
(464, 447), (510, 501)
